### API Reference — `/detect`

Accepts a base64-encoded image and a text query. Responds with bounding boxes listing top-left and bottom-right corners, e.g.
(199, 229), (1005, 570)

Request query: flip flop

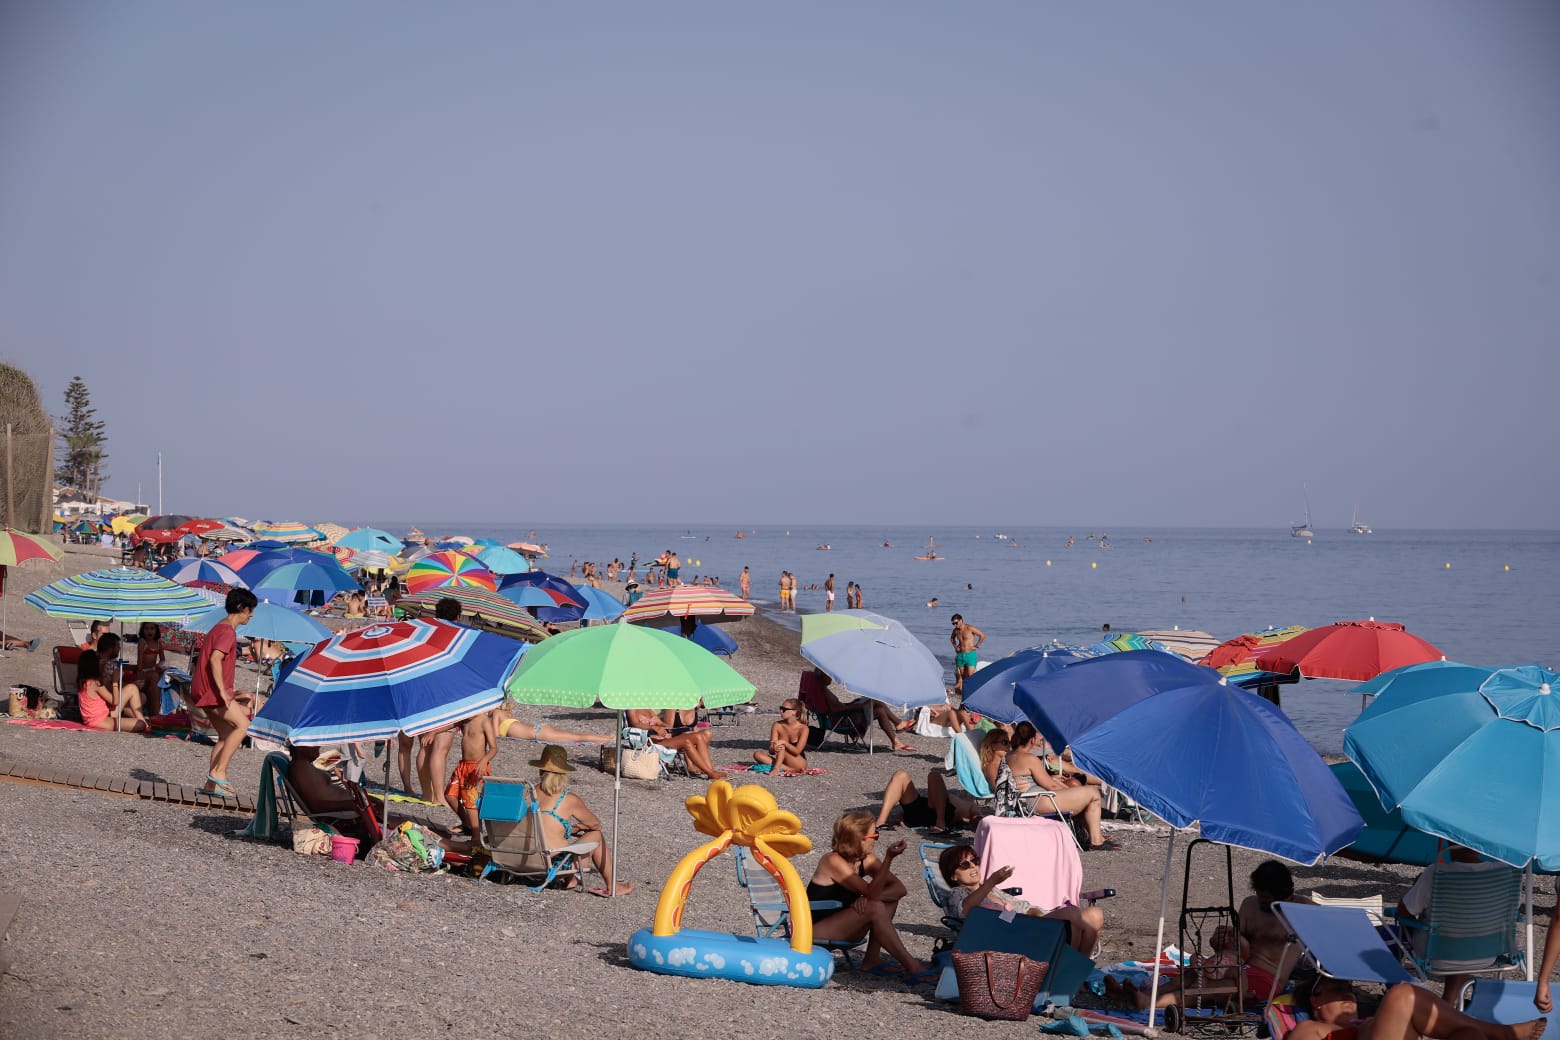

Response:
(203, 775), (235, 796)
(861, 961), (906, 977)
(893, 743), (916, 753)
(904, 968), (941, 987)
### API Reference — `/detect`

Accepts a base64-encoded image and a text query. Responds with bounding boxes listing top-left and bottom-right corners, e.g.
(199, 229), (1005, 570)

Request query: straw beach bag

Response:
(952, 950), (1049, 1021)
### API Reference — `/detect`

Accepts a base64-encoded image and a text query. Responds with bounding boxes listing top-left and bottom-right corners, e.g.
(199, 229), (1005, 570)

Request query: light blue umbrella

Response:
(501, 585), (565, 610)
(961, 647), (1085, 724)
(250, 560), (360, 598)
(800, 616), (947, 711)
(474, 545), (533, 575)
(183, 601), (333, 644)
(336, 527), (403, 553)
(25, 567), (216, 624)
(1344, 664), (1560, 871)
(577, 586), (626, 623)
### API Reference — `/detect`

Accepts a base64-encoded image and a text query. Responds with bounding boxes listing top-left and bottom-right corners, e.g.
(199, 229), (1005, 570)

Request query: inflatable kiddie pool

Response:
(626, 781), (834, 989)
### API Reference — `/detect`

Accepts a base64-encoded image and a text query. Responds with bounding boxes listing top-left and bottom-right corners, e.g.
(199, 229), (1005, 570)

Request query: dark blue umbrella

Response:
(1014, 651), (1362, 862)
(497, 570), (587, 623)
(685, 619), (738, 656)
(962, 647), (1084, 725)
(1015, 649), (1364, 1012)
(235, 547), (339, 587)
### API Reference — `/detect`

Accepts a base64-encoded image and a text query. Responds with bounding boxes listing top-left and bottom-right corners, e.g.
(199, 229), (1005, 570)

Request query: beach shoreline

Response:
(0, 551), (1548, 1039)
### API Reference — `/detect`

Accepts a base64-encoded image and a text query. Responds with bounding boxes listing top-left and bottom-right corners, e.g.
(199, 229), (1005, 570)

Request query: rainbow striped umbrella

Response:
(1200, 625), (1310, 688)
(395, 587), (549, 643)
(251, 619), (522, 745)
(619, 585), (755, 626)
(0, 529), (63, 567)
(314, 522), (351, 545)
(24, 567), (215, 623)
(404, 550), (497, 595)
(248, 521), (325, 544)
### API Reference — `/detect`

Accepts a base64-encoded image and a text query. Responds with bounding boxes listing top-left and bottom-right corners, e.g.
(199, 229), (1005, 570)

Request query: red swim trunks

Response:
(1244, 964), (1279, 1003)
(444, 759), (490, 812)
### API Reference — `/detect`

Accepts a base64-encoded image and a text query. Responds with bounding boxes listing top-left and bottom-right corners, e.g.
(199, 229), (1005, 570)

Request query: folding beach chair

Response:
(948, 732), (1079, 842)
(1395, 863), (1525, 993)
(264, 751), (358, 839)
(1271, 901), (1424, 1000)
(1462, 980), (1559, 1034)
(918, 841), (965, 949)
(797, 677), (868, 751)
(732, 845), (867, 968)
(476, 777), (599, 891)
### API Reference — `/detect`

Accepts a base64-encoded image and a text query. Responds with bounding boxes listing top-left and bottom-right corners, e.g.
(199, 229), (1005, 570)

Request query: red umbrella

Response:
(1253, 619), (1444, 683)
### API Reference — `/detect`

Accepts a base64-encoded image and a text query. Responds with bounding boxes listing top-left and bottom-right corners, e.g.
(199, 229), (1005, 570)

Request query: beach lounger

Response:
(51, 645), (80, 701)
(476, 777), (599, 891)
(918, 841), (966, 946)
(1462, 980), (1559, 1033)
(948, 731), (1075, 837)
(732, 845), (867, 969)
(1271, 901), (1424, 1000)
(1307, 891), (1393, 928)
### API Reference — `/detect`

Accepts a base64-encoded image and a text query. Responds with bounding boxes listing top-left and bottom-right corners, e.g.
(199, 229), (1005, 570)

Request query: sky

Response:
(2, 2), (1557, 529)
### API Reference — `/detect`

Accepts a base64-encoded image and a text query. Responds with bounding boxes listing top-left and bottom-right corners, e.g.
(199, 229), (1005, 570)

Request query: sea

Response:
(362, 523), (1560, 757)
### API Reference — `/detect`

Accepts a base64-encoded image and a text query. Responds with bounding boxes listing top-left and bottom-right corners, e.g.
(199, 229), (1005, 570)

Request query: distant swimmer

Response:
(1066, 537), (1075, 549)
(966, 583), (973, 590)
(926, 597), (939, 608)
(1144, 538), (1152, 543)
(883, 541), (892, 548)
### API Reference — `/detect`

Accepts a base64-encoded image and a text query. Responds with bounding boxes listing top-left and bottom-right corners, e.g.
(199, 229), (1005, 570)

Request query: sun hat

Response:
(529, 745), (575, 774)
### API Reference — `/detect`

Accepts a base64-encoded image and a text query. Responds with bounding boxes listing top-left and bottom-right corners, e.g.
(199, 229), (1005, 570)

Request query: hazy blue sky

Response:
(2, 2), (1556, 529)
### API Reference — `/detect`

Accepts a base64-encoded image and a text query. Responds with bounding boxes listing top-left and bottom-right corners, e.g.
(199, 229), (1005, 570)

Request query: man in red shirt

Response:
(191, 588), (259, 796)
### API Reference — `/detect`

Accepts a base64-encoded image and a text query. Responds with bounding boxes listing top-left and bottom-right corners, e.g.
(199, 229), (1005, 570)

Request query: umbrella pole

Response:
(1146, 830), (1177, 1031)
(1525, 864), (1534, 981)
(381, 740), (392, 842)
(611, 710), (623, 897)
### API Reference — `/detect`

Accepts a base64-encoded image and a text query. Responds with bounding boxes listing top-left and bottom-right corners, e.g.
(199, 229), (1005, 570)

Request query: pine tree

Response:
(58, 377), (108, 497)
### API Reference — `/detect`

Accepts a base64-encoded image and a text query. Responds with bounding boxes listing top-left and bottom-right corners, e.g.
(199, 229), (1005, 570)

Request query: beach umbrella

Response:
(799, 610), (890, 643)
(800, 615), (948, 713)
(314, 522), (350, 545)
(1200, 625), (1309, 689)
(1014, 650), (1363, 1014)
(250, 560), (361, 604)
(184, 600), (333, 644)
(1344, 663), (1560, 871)
(157, 558), (247, 588)
(1084, 632), (1180, 657)
(25, 567), (216, 624)
(346, 549), (395, 573)
(576, 586), (626, 623)
(394, 587), (549, 643)
(961, 647), (1085, 725)
(506, 540), (548, 559)
(1254, 618), (1445, 683)
(619, 586), (755, 627)
(249, 521), (326, 544)
(0, 529), (65, 652)
(497, 570), (587, 623)
(235, 547), (341, 588)
(1134, 628), (1222, 662)
(1329, 760), (1442, 868)
(473, 545), (533, 575)
(109, 514), (147, 536)
(336, 528), (403, 554)
(197, 526), (252, 544)
(684, 618), (737, 656)
(504, 623), (756, 894)
(404, 550), (497, 595)
(252, 619), (523, 837)
(470, 538), (504, 549)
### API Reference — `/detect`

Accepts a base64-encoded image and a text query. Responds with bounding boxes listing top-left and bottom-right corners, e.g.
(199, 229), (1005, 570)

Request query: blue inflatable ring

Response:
(628, 927), (835, 988)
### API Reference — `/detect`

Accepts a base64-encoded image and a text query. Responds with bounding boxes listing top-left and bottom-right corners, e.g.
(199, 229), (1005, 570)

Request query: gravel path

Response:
(1, 554), (1547, 1039)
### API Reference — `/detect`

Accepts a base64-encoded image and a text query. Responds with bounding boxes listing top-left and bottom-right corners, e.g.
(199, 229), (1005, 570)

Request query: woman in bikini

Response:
(493, 703), (613, 746)
(531, 746), (632, 897)
(806, 811), (934, 983)
(752, 699), (809, 772)
(623, 707), (727, 780)
(134, 622), (168, 705)
(1004, 722), (1117, 851)
(1289, 975), (1545, 1040)
(76, 650), (151, 733)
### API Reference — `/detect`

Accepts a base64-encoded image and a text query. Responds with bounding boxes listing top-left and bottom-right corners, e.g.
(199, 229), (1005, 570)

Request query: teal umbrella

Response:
(474, 546), (532, 575)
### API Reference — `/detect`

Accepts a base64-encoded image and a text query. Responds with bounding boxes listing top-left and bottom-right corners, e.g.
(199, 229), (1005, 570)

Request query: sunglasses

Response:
(866, 831), (880, 839)
(956, 857), (980, 870)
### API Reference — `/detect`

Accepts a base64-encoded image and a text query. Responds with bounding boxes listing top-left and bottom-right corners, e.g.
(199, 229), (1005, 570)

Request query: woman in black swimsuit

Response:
(805, 811), (932, 982)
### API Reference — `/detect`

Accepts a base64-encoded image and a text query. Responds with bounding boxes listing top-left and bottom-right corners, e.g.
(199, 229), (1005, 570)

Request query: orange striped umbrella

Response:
(620, 586), (755, 626)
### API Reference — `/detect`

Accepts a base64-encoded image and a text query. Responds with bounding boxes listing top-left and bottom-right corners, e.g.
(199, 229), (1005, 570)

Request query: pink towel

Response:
(973, 815), (1081, 914)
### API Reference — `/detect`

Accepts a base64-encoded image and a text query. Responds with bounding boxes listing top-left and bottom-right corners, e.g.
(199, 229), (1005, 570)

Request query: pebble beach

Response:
(0, 545), (1547, 1040)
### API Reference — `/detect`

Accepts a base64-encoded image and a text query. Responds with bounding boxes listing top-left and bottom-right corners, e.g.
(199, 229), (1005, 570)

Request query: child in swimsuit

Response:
(443, 709), (497, 837)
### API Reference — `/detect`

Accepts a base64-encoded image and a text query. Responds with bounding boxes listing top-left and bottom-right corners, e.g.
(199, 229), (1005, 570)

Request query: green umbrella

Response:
(503, 623), (755, 896)
(504, 623), (755, 710)
(799, 609), (891, 644)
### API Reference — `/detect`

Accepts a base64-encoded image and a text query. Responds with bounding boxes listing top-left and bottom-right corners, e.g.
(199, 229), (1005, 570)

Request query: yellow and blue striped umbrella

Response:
(25, 567), (215, 623)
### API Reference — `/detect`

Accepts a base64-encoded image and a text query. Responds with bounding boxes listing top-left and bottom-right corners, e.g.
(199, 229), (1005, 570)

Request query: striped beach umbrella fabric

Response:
(250, 619), (522, 745)
(24, 567), (216, 623)
(395, 587), (549, 643)
(156, 558), (247, 588)
(0, 529), (64, 567)
(248, 521), (325, 544)
(404, 550), (497, 595)
(620, 586), (755, 626)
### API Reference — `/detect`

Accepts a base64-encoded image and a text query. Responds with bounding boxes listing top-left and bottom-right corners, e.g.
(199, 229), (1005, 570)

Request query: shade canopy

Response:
(962, 647), (1085, 725)
(800, 613), (947, 710)
(1015, 650), (1362, 863)
(394, 587), (549, 643)
(620, 586), (755, 626)
(184, 601), (333, 644)
(504, 624), (755, 711)
(25, 567), (216, 623)
(1255, 619), (1444, 682)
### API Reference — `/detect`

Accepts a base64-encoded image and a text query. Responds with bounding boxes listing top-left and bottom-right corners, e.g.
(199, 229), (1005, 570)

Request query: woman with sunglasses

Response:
(806, 811), (934, 983)
(753, 698), (809, 773)
(937, 843), (1104, 954)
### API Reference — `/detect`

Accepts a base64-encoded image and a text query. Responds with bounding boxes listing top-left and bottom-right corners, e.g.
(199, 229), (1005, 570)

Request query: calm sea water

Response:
(365, 523), (1560, 756)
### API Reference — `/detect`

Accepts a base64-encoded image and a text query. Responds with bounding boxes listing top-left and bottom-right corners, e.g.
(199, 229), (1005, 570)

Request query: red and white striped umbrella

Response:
(620, 586), (755, 626)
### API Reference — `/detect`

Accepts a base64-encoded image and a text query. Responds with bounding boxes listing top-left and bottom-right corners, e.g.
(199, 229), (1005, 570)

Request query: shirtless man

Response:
(1239, 860), (1311, 1001)
(950, 614), (985, 694)
(443, 709), (498, 838)
(739, 566), (751, 601)
(824, 574), (835, 611)
(753, 699), (809, 772)
(624, 707), (727, 780)
(665, 550), (681, 587)
(1289, 975), (1545, 1040)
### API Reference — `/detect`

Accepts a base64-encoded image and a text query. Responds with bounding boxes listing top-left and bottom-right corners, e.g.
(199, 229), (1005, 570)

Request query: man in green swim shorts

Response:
(950, 614), (985, 694)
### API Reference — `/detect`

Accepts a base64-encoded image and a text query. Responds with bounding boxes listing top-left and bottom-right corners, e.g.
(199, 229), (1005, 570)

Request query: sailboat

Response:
(1291, 485), (1315, 539)
(1349, 506), (1373, 535)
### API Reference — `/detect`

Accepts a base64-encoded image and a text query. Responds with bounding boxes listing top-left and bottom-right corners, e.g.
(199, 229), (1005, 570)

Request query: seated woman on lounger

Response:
(1002, 722), (1117, 851)
(939, 843), (1104, 954)
(531, 746), (632, 897)
(1289, 975), (1545, 1040)
(623, 707), (727, 780)
(76, 649), (150, 733)
(806, 811), (934, 983)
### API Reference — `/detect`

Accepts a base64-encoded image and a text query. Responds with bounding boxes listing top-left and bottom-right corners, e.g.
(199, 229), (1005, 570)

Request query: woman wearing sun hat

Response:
(531, 746), (634, 898)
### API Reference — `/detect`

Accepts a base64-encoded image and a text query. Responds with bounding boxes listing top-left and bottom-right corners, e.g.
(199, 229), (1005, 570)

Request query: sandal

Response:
(893, 742), (916, 753)
(1085, 839), (1124, 852)
(203, 775), (235, 797)
(904, 968), (941, 987)
(861, 960), (906, 977)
